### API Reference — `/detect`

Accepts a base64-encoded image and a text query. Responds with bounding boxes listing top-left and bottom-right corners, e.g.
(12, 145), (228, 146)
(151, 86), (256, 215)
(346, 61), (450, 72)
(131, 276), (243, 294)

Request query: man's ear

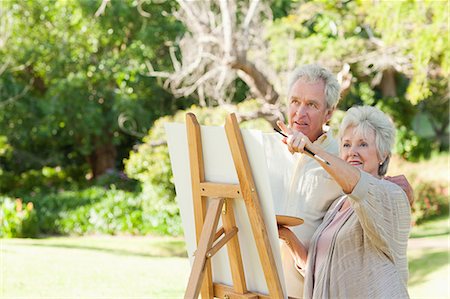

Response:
(324, 108), (334, 123)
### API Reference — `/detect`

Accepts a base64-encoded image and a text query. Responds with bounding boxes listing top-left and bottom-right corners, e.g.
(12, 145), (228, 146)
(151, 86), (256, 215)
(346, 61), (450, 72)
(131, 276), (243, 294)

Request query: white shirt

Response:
(283, 129), (342, 249)
(279, 130), (342, 299)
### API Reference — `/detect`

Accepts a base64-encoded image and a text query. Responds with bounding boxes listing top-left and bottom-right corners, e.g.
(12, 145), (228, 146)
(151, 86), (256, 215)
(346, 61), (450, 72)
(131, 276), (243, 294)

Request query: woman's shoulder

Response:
(359, 171), (408, 203)
(381, 177), (407, 196)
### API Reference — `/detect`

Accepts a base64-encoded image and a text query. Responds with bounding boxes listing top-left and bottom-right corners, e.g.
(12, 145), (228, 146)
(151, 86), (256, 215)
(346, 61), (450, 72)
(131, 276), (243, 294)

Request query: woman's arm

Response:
(277, 121), (360, 194)
(278, 225), (308, 270)
(348, 172), (411, 257)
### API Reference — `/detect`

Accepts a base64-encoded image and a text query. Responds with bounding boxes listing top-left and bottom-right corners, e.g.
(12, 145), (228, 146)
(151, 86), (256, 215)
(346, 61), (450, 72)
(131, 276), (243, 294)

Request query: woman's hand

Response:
(278, 225), (294, 244)
(276, 121), (313, 155)
(278, 225), (307, 270)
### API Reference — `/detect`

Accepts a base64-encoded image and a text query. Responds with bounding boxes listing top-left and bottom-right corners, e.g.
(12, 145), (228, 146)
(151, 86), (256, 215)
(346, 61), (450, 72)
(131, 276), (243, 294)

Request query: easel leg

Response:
(185, 198), (224, 299)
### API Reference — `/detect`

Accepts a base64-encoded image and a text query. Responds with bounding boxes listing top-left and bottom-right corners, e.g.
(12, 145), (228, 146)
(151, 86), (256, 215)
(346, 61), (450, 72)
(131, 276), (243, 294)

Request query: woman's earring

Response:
(379, 161), (383, 166)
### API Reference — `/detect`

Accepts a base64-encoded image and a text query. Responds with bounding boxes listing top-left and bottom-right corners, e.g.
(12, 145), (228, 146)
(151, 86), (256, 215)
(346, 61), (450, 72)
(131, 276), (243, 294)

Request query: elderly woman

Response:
(277, 105), (411, 298)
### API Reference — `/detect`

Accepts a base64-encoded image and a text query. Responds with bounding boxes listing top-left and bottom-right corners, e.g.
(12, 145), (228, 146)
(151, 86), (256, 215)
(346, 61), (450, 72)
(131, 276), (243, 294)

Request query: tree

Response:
(0, 0), (182, 178)
(151, 0), (447, 156)
(145, 0), (282, 125)
(146, 0), (354, 126)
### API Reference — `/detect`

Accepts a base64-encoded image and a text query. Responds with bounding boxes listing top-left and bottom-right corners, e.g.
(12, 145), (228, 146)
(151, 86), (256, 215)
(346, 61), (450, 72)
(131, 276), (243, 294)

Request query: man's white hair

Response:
(288, 64), (341, 110)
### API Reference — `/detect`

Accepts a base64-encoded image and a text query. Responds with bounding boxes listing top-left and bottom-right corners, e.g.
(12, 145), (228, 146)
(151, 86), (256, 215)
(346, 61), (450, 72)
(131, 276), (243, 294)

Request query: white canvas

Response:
(165, 122), (288, 297)
(263, 133), (295, 216)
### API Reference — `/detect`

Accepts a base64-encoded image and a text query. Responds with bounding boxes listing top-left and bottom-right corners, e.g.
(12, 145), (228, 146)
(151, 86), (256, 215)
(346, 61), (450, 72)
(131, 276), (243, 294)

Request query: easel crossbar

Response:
(207, 227), (238, 258)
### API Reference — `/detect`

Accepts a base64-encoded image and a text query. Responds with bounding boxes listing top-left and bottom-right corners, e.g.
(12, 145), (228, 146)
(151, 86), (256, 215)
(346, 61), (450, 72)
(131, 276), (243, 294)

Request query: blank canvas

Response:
(165, 122), (288, 297)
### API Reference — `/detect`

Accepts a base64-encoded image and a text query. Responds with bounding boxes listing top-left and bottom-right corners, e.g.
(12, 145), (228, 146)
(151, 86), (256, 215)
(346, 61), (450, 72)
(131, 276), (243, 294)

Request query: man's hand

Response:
(385, 175), (414, 206)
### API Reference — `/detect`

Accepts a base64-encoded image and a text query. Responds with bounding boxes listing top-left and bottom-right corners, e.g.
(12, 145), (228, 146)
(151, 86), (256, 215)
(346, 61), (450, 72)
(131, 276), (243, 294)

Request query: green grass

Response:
(1, 236), (189, 298)
(410, 214), (450, 238)
(1, 215), (449, 298)
(407, 214), (450, 299)
(408, 247), (450, 299)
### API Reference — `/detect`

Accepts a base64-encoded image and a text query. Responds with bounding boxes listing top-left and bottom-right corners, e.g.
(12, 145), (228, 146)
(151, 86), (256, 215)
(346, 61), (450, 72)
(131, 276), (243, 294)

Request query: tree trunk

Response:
(87, 141), (117, 178)
(430, 117), (450, 151)
(380, 67), (397, 97)
(231, 55), (279, 105)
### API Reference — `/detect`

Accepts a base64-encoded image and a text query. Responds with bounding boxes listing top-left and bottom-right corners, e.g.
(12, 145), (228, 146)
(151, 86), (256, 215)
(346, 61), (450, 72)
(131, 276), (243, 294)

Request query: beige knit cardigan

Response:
(303, 171), (411, 299)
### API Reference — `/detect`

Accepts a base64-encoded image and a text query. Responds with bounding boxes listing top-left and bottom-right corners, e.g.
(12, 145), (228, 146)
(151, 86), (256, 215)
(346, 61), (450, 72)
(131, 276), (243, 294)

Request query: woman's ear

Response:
(379, 153), (391, 166)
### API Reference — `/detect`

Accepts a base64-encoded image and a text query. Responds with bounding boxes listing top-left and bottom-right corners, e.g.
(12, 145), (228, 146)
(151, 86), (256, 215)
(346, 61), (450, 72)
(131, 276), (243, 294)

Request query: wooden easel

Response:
(184, 113), (284, 299)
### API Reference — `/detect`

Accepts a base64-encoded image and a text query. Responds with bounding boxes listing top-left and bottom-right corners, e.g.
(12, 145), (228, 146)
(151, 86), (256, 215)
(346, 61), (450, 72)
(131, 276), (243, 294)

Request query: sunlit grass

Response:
(408, 248), (450, 299)
(407, 213), (450, 298)
(410, 214), (450, 238)
(1, 236), (189, 298)
(2, 213), (449, 298)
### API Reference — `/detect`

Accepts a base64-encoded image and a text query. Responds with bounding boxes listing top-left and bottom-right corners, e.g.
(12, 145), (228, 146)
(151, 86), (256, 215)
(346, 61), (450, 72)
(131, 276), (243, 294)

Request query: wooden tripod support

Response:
(184, 113), (284, 299)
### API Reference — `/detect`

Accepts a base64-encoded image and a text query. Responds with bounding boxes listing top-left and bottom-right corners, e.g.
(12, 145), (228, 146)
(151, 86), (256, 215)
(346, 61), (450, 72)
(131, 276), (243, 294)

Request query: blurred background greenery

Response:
(0, 0), (447, 239)
(0, 0), (448, 298)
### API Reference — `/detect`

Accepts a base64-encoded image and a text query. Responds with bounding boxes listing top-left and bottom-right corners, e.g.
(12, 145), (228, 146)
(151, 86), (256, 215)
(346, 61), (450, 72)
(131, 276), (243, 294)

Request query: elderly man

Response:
(277, 64), (413, 298)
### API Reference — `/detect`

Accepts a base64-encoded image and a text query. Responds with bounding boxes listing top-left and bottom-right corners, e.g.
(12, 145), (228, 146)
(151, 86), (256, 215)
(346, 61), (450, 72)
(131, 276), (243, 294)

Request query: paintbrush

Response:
(273, 128), (331, 165)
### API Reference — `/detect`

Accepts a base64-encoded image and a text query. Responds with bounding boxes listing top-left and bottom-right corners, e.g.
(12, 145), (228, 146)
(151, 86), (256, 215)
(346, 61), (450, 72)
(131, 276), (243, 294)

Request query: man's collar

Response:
(314, 127), (333, 145)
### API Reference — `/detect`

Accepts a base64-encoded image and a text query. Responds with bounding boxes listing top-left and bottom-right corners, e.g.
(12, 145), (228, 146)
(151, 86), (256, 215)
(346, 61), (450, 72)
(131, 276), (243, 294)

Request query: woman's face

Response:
(340, 126), (381, 177)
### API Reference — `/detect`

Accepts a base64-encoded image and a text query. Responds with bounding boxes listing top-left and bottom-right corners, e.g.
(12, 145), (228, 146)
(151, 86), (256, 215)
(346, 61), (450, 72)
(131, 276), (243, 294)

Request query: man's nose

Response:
(295, 104), (307, 116)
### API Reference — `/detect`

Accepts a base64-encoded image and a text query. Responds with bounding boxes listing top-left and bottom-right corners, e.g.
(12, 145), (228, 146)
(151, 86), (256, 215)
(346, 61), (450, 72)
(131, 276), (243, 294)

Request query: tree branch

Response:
(232, 58), (279, 105)
(94, 0), (110, 17)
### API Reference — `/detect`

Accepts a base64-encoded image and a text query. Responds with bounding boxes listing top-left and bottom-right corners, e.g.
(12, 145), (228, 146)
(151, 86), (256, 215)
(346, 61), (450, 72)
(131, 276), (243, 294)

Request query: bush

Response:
(24, 187), (108, 234)
(93, 169), (140, 192)
(0, 197), (39, 238)
(8, 185), (181, 237)
(411, 181), (449, 225)
(57, 188), (183, 236)
(0, 165), (88, 195)
(57, 188), (141, 235)
(395, 126), (435, 162)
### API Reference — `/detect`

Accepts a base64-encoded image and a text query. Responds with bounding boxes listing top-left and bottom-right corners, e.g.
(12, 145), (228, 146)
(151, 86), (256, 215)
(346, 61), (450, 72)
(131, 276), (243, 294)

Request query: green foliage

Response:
(6, 186), (180, 237)
(410, 214), (450, 239)
(0, 165), (87, 195)
(0, 0), (183, 177)
(0, 136), (13, 158)
(0, 197), (39, 238)
(57, 189), (145, 235)
(93, 169), (140, 192)
(24, 187), (107, 234)
(363, 0), (449, 104)
(394, 126), (434, 161)
(267, 1), (366, 71)
(266, 0), (448, 161)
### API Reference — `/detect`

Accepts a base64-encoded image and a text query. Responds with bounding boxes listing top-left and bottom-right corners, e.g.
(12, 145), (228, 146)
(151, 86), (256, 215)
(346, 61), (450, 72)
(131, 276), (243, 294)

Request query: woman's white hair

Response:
(338, 105), (396, 176)
(288, 64), (341, 110)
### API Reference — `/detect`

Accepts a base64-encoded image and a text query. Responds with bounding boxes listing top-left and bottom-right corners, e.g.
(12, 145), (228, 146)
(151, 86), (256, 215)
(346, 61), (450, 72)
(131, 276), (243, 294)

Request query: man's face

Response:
(287, 78), (332, 142)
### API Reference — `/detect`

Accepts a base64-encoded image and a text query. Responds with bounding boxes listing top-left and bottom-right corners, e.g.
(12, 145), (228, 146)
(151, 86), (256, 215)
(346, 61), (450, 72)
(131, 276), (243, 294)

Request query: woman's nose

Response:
(348, 145), (359, 156)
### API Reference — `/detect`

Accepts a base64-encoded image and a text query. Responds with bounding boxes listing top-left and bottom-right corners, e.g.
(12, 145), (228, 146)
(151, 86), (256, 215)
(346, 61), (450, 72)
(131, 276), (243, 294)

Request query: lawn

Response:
(410, 214), (450, 238)
(408, 245), (450, 299)
(1, 236), (189, 298)
(1, 216), (449, 298)
(407, 214), (450, 299)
